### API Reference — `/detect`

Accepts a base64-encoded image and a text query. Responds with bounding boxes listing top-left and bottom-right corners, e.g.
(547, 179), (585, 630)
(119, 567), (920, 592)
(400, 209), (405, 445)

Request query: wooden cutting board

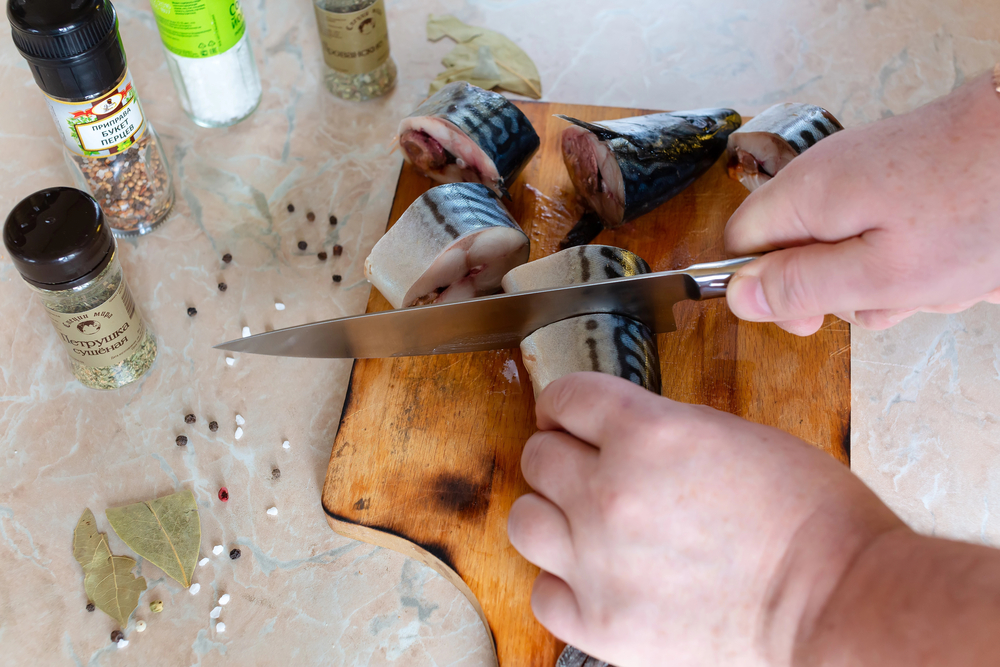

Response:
(322, 101), (851, 666)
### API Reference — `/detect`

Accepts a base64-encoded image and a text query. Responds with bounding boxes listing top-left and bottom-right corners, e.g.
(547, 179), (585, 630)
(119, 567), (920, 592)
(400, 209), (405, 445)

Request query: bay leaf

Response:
(106, 489), (200, 588)
(84, 537), (146, 628)
(426, 14), (542, 99)
(73, 508), (103, 573)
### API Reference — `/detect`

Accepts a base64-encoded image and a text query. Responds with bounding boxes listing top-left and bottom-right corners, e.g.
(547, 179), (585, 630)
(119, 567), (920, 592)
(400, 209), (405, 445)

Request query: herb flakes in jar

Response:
(313, 0), (397, 101)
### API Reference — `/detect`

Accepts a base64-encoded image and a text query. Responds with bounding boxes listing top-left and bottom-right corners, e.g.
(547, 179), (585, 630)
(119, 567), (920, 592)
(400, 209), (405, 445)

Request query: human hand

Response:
(507, 373), (904, 666)
(725, 70), (1000, 336)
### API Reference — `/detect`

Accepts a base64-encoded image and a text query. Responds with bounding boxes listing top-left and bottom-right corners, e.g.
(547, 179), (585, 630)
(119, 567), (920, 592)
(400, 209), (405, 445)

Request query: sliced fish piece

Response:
(726, 102), (843, 192)
(558, 108), (742, 228)
(502, 246), (660, 397)
(399, 82), (541, 197)
(365, 183), (529, 309)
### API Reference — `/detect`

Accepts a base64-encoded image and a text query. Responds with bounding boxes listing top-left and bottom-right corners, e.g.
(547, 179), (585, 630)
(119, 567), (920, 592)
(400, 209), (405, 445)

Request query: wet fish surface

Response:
(399, 82), (541, 197)
(558, 108), (741, 228)
(501, 245), (661, 397)
(365, 183), (529, 309)
(727, 102), (842, 191)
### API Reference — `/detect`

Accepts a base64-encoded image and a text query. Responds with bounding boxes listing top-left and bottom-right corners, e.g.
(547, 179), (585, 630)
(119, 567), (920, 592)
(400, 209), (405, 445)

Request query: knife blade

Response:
(213, 256), (757, 359)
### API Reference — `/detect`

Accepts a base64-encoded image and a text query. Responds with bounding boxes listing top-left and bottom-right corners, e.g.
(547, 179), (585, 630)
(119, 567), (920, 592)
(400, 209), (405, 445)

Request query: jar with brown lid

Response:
(4, 187), (157, 389)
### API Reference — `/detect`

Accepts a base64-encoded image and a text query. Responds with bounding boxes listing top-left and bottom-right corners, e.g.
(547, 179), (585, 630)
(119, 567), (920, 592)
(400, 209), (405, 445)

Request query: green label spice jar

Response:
(313, 0), (397, 101)
(149, 0), (262, 127)
(3, 188), (158, 390)
(7, 0), (174, 236)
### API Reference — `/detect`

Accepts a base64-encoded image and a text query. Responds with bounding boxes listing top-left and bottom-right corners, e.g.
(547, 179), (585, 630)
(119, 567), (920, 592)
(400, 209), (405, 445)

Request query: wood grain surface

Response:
(322, 101), (851, 666)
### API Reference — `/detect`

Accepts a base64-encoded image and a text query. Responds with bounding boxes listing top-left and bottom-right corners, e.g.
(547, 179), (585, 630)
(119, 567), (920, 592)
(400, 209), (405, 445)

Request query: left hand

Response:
(507, 372), (903, 666)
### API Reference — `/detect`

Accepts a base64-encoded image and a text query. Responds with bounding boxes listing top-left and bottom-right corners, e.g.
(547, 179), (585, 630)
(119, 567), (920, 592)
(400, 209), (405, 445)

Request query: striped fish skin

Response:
(501, 244), (650, 292)
(364, 183), (529, 308)
(727, 103), (843, 191)
(502, 245), (660, 396)
(519, 314), (661, 397)
(401, 82), (541, 194)
(559, 108), (742, 226)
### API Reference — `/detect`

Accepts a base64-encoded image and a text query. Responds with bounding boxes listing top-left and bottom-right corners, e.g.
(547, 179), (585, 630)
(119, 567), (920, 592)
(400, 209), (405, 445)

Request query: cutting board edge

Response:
(322, 507), (499, 662)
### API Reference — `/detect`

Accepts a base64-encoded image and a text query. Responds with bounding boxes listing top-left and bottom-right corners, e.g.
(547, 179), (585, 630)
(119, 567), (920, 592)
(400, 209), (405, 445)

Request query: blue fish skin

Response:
(419, 183), (521, 240)
(559, 108), (742, 225)
(408, 82), (541, 191)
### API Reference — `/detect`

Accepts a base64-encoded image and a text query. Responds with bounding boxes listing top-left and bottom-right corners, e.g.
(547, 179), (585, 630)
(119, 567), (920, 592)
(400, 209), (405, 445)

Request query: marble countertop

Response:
(1, 0), (998, 664)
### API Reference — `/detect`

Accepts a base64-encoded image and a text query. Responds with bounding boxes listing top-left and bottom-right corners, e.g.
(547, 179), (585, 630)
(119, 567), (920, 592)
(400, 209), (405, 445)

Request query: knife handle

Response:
(683, 255), (761, 300)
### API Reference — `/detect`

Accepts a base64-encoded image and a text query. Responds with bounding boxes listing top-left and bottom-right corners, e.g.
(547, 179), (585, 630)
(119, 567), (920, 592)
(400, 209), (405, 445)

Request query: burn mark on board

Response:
(322, 506), (459, 572)
(433, 472), (493, 518)
(842, 422), (851, 463)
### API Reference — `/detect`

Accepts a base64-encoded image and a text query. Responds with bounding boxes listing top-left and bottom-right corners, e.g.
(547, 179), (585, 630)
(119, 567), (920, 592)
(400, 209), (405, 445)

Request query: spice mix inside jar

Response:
(313, 0), (397, 101)
(8, 0), (174, 236)
(4, 187), (158, 390)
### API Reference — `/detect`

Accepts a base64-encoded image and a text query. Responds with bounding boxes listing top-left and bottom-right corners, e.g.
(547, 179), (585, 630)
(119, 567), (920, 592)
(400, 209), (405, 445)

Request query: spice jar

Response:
(8, 0), (174, 236)
(3, 187), (158, 390)
(313, 0), (397, 101)
(150, 0), (262, 127)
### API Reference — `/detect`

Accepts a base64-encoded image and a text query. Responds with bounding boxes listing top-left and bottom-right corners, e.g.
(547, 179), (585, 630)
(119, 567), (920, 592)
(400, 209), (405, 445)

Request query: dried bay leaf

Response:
(84, 537), (146, 628)
(427, 14), (542, 99)
(73, 508), (146, 628)
(73, 508), (103, 572)
(106, 489), (200, 588)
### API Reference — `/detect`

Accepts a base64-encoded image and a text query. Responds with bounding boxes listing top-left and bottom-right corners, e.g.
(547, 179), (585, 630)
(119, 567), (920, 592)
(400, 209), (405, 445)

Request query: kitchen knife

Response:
(213, 256), (757, 359)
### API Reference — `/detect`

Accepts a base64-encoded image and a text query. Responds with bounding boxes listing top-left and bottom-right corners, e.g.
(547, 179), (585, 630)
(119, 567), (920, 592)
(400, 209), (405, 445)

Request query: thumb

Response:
(726, 235), (887, 324)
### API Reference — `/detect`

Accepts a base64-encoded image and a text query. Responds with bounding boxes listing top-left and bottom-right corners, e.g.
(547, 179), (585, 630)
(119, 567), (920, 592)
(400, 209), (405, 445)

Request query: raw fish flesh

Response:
(365, 183), (529, 309)
(727, 102), (842, 191)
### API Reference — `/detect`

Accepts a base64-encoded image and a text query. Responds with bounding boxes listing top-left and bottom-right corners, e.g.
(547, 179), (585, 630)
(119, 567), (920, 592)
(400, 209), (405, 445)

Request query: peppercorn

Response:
(229, 548), (241, 560)
(111, 630), (124, 643)
(297, 241), (308, 251)
(209, 421), (219, 432)
(287, 203), (295, 213)
(222, 253), (233, 264)
(176, 435), (188, 447)
(218, 282), (227, 292)
(272, 467), (280, 480)
(187, 307), (197, 317)
(86, 602), (95, 612)
(185, 414), (196, 424)
(317, 251), (328, 261)
(218, 487), (229, 502)
(332, 274), (342, 283)
(333, 245), (343, 256)
(150, 600), (163, 613)
(329, 215), (338, 226)
(306, 211), (315, 222)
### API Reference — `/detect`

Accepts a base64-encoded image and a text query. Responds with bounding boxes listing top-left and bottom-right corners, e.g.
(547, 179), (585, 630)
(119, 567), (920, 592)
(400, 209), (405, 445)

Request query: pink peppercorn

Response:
(218, 487), (229, 502)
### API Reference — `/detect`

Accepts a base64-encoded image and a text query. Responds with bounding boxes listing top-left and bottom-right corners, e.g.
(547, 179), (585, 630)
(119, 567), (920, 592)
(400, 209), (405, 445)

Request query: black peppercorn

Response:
(317, 251), (328, 261)
(209, 421), (219, 432)
(272, 468), (280, 480)
(333, 244), (343, 256)
(229, 548), (241, 560)
(222, 253), (232, 263)
(218, 282), (227, 292)
(176, 435), (188, 447)
(297, 241), (307, 251)
(187, 307), (197, 317)
(287, 203), (295, 213)
(329, 215), (338, 226)
(306, 211), (315, 222)
(185, 414), (196, 424)
(332, 274), (342, 283)
(86, 602), (95, 612)
(111, 630), (124, 643)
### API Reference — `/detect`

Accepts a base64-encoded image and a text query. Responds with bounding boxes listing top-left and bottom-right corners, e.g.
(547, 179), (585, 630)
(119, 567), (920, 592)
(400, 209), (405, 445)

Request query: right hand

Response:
(724, 69), (1000, 336)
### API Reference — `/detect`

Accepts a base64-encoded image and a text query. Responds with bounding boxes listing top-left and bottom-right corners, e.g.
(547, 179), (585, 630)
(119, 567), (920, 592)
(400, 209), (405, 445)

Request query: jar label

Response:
(45, 281), (147, 369)
(45, 71), (147, 158)
(150, 0), (247, 59)
(314, 0), (390, 75)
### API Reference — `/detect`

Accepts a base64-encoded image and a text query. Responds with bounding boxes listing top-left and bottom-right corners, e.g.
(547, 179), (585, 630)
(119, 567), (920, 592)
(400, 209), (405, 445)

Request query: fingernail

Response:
(887, 308), (918, 325)
(729, 276), (774, 320)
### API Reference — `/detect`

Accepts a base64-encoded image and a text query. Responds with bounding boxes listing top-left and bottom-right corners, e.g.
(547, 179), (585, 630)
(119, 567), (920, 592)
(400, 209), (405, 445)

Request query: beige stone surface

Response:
(0, 0), (998, 664)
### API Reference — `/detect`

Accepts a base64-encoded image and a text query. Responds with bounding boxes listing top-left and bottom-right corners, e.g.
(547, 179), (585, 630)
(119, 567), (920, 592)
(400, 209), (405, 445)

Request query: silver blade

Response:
(213, 257), (755, 359)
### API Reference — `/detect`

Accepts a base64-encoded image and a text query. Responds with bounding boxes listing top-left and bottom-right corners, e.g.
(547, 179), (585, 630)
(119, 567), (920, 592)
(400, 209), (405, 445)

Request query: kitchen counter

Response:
(1, 0), (998, 664)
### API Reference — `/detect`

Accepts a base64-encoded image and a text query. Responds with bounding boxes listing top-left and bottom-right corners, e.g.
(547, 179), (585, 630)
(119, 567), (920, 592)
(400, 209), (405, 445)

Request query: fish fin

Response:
(554, 115), (622, 141)
(558, 211), (605, 250)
